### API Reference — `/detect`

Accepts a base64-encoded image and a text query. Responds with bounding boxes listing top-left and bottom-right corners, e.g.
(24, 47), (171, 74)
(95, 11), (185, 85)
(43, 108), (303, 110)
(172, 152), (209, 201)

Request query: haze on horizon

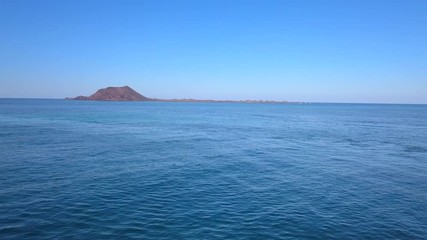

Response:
(0, 0), (426, 104)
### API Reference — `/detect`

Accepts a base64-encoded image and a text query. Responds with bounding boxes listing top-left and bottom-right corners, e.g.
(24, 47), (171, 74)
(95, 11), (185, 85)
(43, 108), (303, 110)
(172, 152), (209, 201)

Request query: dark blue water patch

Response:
(0, 100), (427, 239)
(404, 145), (427, 153)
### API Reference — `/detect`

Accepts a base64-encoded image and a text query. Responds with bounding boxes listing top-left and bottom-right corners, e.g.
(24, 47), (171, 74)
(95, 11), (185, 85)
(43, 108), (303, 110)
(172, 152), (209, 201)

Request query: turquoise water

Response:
(0, 99), (426, 239)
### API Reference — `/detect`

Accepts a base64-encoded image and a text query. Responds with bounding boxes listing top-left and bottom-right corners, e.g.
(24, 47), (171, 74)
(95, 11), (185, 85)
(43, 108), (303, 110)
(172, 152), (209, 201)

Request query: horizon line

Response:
(0, 97), (426, 105)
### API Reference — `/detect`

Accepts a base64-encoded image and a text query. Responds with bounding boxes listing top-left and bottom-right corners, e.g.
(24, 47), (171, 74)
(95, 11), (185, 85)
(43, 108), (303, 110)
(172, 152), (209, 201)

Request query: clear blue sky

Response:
(0, 0), (426, 103)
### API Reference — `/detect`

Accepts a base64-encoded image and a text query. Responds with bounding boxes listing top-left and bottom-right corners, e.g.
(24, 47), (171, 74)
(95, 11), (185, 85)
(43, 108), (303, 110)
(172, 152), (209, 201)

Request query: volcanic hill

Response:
(69, 86), (150, 101)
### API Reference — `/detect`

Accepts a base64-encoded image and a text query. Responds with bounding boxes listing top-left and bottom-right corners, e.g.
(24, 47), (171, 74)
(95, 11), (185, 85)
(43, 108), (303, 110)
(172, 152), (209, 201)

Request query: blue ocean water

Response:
(0, 99), (426, 239)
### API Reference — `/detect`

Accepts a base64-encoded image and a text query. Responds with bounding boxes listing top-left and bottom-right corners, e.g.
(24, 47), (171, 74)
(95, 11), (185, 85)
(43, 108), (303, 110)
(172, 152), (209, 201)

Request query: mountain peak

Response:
(69, 86), (150, 101)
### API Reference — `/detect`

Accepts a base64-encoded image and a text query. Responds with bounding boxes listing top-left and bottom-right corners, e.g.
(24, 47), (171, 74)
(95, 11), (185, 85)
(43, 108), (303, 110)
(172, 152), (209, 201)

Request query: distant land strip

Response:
(67, 86), (300, 104)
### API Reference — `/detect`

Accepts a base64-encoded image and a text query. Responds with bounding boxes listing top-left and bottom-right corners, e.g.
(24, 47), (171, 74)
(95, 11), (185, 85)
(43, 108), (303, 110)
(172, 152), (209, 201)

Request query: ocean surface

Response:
(0, 99), (426, 239)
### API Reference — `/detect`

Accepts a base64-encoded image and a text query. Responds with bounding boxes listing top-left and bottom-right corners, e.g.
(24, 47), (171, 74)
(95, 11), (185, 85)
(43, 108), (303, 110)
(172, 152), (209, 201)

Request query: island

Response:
(67, 86), (291, 103)
(67, 86), (150, 101)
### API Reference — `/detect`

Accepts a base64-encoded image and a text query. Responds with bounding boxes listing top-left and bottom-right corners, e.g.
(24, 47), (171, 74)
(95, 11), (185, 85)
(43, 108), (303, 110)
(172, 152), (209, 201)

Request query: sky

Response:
(0, 0), (426, 103)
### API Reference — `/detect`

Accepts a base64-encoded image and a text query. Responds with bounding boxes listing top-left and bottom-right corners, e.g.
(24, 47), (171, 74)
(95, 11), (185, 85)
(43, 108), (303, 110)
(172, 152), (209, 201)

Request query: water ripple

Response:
(1, 101), (426, 239)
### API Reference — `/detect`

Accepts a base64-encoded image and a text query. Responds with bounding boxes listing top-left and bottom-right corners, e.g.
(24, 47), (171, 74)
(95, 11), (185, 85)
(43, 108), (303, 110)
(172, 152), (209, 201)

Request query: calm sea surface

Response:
(0, 99), (426, 239)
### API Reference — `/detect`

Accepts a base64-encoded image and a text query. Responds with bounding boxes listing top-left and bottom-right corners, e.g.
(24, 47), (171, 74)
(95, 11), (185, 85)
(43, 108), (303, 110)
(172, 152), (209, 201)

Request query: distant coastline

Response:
(66, 86), (296, 104)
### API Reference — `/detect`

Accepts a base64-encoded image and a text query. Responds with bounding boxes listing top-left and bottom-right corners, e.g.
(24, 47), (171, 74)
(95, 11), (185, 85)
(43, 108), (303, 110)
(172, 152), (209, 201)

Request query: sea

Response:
(0, 99), (426, 239)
